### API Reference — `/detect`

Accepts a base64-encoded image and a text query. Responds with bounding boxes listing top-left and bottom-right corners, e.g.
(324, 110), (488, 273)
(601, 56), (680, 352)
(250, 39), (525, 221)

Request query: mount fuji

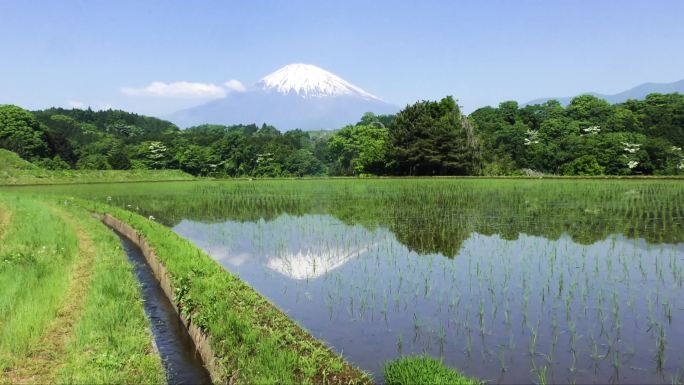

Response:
(167, 64), (398, 130)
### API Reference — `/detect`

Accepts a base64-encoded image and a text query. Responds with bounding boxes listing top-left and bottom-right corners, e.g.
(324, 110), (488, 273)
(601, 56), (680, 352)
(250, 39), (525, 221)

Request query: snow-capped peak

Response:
(257, 63), (381, 100)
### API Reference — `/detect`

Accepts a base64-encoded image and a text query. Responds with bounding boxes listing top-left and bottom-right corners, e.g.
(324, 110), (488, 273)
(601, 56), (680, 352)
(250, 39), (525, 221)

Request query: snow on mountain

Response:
(257, 63), (381, 100)
(166, 64), (397, 130)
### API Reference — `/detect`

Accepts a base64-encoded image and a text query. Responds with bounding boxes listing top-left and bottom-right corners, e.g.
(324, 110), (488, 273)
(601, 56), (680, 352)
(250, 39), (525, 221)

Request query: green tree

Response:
(604, 106), (640, 132)
(561, 155), (605, 175)
(253, 152), (282, 177)
(566, 95), (612, 125)
(34, 155), (71, 170)
(498, 101), (520, 125)
(211, 130), (255, 176)
(357, 112), (395, 128)
(519, 100), (564, 130)
(327, 124), (389, 175)
(629, 93), (684, 146)
(108, 145), (132, 170)
(135, 141), (170, 169)
(77, 154), (112, 169)
(284, 149), (324, 176)
(174, 145), (218, 175)
(0, 105), (49, 159)
(388, 96), (480, 175)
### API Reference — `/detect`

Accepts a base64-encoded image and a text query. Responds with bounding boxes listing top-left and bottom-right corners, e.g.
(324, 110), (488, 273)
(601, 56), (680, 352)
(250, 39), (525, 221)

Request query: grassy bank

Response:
(0, 149), (194, 186)
(0, 168), (195, 186)
(0, 194), (164, 384)
(84, 199), (371, 385)
(0, 197), (77, 375)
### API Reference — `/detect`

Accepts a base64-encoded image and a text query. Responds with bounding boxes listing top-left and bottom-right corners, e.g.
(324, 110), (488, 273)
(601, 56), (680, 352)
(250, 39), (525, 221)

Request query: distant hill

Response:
(525, 79), (684, 106)
(167, 64), (398, 131)
(33, 107), (180, 139)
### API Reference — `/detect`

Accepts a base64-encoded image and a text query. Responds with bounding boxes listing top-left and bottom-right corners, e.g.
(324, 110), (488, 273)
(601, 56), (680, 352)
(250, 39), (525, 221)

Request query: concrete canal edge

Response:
(101, 213), (223, 384)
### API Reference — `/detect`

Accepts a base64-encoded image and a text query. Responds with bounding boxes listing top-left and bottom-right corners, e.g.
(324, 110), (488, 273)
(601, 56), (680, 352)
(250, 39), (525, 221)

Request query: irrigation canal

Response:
(116, 231), (212, 385)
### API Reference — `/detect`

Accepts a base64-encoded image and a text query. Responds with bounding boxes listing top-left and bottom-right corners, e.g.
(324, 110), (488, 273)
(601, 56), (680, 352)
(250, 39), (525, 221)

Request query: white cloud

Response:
(67, 100), (85, 109)
(121, 81), (227, 99)
(224, 79), (246, 93)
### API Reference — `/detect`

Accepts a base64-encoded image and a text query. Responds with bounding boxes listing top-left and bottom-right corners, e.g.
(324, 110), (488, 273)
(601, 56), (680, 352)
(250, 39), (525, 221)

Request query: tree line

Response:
(1, 92), (683, 176)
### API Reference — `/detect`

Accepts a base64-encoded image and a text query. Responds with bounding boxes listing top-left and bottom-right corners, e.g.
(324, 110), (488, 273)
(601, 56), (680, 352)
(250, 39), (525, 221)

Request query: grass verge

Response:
(3, 202), (98, 384)
(0, 203), (8, 239)
(0, 148), (194, 186)
(0, 197), (79, 374)
(0, 168), (195, 186)
(52, 200), (165, 384)
(0, 194), (164, 384)
(383, 355), (480, 385)
(85, 199), (372, 385)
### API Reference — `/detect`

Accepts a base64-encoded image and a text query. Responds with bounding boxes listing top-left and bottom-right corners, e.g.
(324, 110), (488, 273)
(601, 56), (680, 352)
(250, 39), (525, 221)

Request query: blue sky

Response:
(1, 0), (683, 115)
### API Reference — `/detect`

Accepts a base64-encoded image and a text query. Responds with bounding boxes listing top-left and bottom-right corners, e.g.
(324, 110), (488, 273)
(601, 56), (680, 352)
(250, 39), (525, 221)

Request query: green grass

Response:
(383, 355), (480, 385)
(0, 149), (39, 171)
(0, 168), (195, 186)
(0, 196), (78, 372)
(54, 200), (165, 384)
(0, 194), (164, 384)
(84, 199), (371, 385)
(0, 148), (195, 185)
(22, 178), (682, 251)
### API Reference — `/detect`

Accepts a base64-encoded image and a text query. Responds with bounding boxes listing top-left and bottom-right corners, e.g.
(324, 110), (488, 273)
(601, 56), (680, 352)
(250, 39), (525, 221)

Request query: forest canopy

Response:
(1, 92), (683, 177)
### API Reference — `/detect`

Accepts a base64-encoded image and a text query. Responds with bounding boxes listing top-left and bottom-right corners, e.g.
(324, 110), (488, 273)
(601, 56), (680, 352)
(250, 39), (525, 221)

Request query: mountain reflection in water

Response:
(170, 211), (683, 385)
(174, 214), (388, 280)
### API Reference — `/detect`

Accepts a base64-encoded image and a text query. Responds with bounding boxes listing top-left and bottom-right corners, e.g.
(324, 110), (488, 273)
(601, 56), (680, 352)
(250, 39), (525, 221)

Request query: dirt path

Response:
(2, 207), (95, 384)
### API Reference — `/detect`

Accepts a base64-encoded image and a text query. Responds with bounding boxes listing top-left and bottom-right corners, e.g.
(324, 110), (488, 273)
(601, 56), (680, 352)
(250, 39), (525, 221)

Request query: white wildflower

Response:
(621, 142), (641, 154)
(524, 129), (540, 146)
(582, 126), (601, 135)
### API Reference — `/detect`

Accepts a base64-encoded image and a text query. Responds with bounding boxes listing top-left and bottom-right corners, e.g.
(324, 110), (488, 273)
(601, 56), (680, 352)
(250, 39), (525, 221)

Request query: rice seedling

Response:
(438, 326), (446, 353)
(657, 325), (667, 371)
(528, 320), (540, 357)
(532, 363), (548, 385)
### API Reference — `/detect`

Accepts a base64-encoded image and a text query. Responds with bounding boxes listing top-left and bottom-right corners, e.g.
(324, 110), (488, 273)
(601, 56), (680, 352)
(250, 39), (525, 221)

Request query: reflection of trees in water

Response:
(107, 180), (684, 257)
(388, 215), (471, 257)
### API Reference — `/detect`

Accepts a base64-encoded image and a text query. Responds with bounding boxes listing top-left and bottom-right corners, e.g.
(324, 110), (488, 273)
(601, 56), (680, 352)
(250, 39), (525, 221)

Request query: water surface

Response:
(174, 213), (683, 384)
(117, 232), (212, 385)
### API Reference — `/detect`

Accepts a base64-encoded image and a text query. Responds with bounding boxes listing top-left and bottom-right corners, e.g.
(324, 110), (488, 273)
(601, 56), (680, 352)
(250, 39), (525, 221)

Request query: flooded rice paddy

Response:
(16, 179), (684, 383)
(174, 215), (683, 384)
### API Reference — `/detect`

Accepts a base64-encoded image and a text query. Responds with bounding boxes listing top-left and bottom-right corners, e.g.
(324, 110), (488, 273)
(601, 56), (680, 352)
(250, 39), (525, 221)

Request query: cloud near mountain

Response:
(121, 81), (233, 99)
(223, 80), (246, 93)
(165, 63), (398, 130)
